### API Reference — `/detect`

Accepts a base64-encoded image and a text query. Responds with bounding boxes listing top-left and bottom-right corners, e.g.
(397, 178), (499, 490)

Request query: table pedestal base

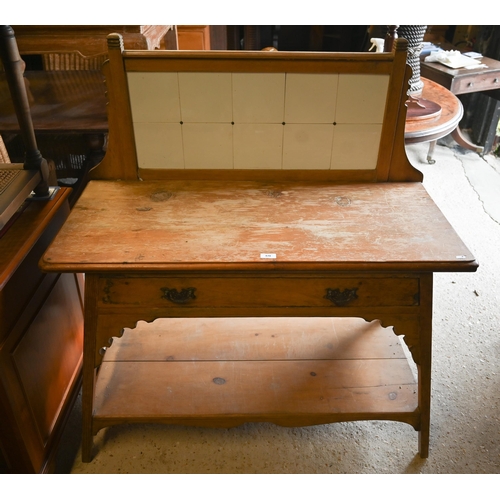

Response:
(406, 97), (442, 121)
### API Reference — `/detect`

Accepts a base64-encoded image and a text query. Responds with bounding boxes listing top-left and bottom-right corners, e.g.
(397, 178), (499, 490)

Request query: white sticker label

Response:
(260, 253), (276, 259)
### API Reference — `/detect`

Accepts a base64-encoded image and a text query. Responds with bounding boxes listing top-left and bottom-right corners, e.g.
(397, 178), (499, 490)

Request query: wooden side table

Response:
(421, 55), (500, 97)
(405, 77), (463, 163)
(421, 55), (500, 154)
(38, 39), (478, 465)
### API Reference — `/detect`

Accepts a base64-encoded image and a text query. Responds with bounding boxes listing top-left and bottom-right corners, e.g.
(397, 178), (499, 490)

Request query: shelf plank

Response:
(94, 358), (417, 421)
(94, 317), (417, 427)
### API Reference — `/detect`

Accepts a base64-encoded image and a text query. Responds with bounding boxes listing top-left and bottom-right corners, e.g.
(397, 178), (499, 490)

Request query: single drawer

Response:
(452, 72), (500, 94)
(98, 276), (420, 309)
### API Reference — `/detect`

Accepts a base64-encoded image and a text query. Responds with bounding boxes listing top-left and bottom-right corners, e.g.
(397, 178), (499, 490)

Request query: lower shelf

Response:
(93, 317), (418, 430)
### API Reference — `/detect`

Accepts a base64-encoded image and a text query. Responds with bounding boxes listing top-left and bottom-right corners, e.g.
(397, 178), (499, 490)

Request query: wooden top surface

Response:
(40, 181), (477, 273)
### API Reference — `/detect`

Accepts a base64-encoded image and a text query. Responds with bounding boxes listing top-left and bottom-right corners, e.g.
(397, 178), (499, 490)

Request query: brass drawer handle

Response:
(161, 287), (197, 304)
(324, 287), (358, 306)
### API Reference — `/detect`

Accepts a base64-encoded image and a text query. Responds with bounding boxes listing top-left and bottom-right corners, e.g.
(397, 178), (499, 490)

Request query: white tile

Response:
(283, 124), (334, 170)
(178, 73), (232, 123)
(232, 73), (285, 123)
(233, 124), (283, 169)
(133, 122), (184, 169)
(284, 73), (338, 123)
(182, 123), (233, 169)
(330, 124), (382, 170)
(127, 72), (181, 123)
(336, 74), (389, 124)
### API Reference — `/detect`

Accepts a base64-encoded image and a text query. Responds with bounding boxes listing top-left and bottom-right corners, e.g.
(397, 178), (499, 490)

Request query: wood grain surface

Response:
(93, 317), (418, 428)
(41, 180), (477, 273)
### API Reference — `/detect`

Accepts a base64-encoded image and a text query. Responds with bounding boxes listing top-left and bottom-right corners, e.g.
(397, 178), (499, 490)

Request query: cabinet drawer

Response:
(98, 276), (419, 309)
(453, 72), (500, 94)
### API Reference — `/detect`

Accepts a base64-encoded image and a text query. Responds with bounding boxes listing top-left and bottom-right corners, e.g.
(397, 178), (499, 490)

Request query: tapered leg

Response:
(81, 275), (100, 463)
(418, 274), (433, 458)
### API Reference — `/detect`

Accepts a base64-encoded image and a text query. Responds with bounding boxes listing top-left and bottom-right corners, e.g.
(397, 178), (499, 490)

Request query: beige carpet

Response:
(50, 140), (499, 475)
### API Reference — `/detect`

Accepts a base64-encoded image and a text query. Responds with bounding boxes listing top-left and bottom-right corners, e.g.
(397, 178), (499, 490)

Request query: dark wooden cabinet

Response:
(0, 187), (83, 473)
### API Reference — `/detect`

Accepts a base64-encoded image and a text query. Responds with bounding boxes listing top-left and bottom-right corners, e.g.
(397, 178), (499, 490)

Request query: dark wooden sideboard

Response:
(10, 25), (177, 57)
(0, 69), (108, 206)
(0, 188), (83, 473)
(421, 54), (500, 154)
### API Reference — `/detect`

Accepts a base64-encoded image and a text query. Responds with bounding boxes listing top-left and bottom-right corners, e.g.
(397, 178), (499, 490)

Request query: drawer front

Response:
(453, 72), (500, 94)
(98, 276), (419, 309)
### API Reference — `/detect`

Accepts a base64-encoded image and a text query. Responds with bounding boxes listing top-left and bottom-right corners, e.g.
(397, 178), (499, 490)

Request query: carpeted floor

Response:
(48, 139), (500, 475)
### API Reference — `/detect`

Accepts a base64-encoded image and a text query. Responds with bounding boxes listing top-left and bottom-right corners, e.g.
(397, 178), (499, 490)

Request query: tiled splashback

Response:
(127, 72), (389, 171)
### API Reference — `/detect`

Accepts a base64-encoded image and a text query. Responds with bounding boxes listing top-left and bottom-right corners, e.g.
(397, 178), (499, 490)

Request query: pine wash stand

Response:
(40, 35), (478, 462)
